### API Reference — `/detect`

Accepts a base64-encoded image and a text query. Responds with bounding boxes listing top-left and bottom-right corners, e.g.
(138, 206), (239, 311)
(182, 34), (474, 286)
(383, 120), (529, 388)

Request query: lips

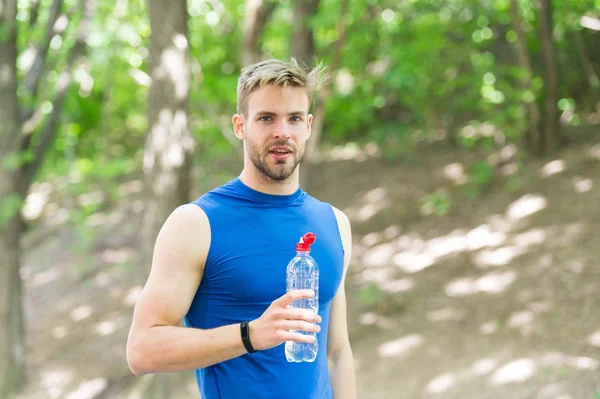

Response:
(268, 146), (293, 161)
(269, 146), (292, 154)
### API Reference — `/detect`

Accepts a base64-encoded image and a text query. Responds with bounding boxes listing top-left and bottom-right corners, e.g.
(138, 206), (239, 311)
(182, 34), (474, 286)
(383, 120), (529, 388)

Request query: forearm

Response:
(128, 323), (247, 375)
(329, 344), (356, 399)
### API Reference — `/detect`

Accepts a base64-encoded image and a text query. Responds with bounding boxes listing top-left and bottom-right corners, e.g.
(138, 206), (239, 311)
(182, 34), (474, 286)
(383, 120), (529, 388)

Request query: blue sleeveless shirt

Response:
(184, 178), (345, 399)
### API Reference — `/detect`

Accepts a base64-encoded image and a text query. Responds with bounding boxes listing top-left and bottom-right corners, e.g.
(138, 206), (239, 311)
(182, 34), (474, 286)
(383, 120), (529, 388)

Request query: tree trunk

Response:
(0, 0), (26, 396)
(573, 28), (600, 90)
(290, 0), (319, 66)
(143, 0), (194, 272)
(20, 0), (93, 197)
(539, 0), (561, 154)
(0, 1), (94, 394)
(242, 0), (276, 67)
(289, 0), (319, 191)
(0, 215), (25, 399)
(300, 0), (349, 191)
(140, 6), (195, 395)
(509, 0), (543, 156)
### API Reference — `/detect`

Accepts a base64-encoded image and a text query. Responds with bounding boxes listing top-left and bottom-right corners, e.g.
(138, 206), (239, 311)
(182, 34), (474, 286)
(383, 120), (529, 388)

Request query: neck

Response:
(239, 164), (300, 196)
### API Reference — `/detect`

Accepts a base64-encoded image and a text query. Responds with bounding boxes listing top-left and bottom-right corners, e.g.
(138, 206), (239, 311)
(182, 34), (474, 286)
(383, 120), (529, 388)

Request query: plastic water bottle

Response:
(285, 232), (319, 363)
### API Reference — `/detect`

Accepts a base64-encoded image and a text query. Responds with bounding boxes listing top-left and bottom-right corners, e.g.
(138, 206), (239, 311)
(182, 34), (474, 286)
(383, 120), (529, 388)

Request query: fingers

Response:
(282, 308), (321, 323)
(279, 331), (317, 344)
(274, 289), (315, 307)
(251, 291), (322, 351)
(277, 320), (321, 333)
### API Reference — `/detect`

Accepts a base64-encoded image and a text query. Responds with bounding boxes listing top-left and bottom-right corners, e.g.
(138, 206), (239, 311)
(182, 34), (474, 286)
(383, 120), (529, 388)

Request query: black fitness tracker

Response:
(240, 321), (256, 354)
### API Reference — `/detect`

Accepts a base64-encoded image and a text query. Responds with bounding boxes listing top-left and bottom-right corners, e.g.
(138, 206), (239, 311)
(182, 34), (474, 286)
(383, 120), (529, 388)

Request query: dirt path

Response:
(15, 139), (600, 399)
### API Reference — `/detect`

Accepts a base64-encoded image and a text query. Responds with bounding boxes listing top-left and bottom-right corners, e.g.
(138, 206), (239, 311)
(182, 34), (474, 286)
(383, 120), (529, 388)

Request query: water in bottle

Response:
(285, 232), (319, 363)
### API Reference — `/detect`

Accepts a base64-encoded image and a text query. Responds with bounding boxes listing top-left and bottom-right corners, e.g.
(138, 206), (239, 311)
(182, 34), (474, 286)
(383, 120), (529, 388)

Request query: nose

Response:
(272, 119), (290, 139)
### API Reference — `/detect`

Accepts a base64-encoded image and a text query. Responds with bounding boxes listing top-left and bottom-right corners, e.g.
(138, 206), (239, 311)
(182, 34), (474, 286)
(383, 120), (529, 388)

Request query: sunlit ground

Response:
(15, 135), (600, 398)
(326, 138), (600, 398)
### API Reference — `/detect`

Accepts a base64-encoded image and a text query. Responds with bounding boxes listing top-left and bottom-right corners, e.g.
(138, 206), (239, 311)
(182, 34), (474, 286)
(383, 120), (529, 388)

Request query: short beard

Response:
(247, 140), (304, 183)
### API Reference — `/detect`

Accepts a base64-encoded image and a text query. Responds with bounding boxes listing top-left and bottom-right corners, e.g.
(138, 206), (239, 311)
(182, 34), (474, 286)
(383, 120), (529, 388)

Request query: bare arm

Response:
(126, 204), (320, 376)
(328, 206), (356, 398)
(126, 204), (242, 375)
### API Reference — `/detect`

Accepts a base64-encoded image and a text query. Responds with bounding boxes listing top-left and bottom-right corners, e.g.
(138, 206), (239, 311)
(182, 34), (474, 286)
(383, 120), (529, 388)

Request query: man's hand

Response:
(249, 289), (321, 351)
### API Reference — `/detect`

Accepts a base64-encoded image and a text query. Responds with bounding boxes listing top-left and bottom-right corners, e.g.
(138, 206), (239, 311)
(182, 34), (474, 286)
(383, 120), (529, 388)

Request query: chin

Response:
(263, 166), (295, 182)
(270, 170), (294, 181)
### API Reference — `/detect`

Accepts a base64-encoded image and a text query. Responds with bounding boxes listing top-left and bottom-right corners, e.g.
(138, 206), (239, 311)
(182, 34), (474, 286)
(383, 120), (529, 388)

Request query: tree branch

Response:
(21, 2), (80, 143)
(304, 0), (350, 164)
(198, 103), (243, 161)
(509, 0), (542, 153)
(323, 0), (349, 74)
(242, 0), (277, 66)
(19, 0), (95, 196)
(23, 0), (64, 98)
(29, 0), (41, 27)
(573, 28), (600, 88)
(319, 0), (350, 65)
(300, 0), (350, 192)
(290, 0), (320, 65)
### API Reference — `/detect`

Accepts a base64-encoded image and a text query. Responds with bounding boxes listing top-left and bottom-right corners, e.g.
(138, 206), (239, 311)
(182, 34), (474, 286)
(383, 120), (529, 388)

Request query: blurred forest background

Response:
(1, 0), (600, 398)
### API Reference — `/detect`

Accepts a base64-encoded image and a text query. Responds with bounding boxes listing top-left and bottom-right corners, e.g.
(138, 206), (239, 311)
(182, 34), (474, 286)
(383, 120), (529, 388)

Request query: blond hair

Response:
(236, 58), (328, 115)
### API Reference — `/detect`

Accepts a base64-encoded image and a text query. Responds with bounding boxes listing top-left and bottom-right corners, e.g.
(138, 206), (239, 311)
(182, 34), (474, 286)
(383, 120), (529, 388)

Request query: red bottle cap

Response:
(296, 232), (316, 252)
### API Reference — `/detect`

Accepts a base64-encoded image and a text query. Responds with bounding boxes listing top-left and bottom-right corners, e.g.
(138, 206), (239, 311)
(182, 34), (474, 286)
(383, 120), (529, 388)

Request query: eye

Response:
(259, 116), (273, 122)
(290, 116), (302, 122)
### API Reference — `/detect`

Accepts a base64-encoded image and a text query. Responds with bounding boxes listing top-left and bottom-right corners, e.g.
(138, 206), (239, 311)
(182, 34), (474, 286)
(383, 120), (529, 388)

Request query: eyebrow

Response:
(255, 111), (306, 117)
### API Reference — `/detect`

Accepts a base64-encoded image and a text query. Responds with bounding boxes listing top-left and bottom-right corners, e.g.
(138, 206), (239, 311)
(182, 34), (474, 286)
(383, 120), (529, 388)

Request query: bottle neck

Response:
(296, 250), (310, 256)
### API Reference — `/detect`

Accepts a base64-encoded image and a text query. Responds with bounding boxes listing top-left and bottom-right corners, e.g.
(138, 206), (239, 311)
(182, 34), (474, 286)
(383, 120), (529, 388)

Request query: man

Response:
(126, 58), (356, 399)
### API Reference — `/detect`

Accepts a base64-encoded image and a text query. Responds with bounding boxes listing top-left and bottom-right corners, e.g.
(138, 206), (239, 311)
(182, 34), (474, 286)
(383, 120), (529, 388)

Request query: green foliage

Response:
(464, 160), (496, 199)
(421, 189), (452, 216)
(470, 160), (496, 186)
(7, 0), (597, 199)
(2, 151), (33, 171)
(0, 24), (10, 43)
(358, 282), (383, 306)
(505, 175), (522, 192)
(0, 194), (23, 227)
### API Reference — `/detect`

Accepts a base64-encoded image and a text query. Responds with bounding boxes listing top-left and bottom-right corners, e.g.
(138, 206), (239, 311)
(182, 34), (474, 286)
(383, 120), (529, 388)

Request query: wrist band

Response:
(240, 322), (256, 353)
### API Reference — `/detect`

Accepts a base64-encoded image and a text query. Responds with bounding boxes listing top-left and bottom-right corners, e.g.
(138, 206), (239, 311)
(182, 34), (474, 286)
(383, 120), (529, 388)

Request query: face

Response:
(233, 84), (313, 182)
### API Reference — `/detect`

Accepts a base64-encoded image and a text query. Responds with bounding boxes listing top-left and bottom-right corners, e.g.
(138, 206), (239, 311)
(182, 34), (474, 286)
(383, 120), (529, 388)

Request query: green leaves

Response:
(0, 194), (23, 227)
(2, 151), (33, 171)
(0, 24), (11, 43)
(358, 282), (383, 306)
(421, 189), (452, 216)
(3, 0), (594, 191)
(470, 160), (496, 187)
(462, 160), (496, 199)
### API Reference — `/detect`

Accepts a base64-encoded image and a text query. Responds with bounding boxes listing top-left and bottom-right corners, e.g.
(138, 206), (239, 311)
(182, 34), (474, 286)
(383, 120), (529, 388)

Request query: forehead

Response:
(246, 84), (310, 115)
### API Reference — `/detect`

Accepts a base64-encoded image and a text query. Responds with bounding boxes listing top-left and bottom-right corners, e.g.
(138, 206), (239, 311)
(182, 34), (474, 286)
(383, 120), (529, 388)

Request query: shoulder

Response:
(330, 205), (352, 262)
(170, 203), (209, 225)
(303, 195), (351, 248)
(304, 194), (350, 229)
(305, 195), (351, 239)
(331, 206), (351, 237)
(330, 205), (351, 232)
(150, 204), (211, 276)
(161, 204), (211, 244)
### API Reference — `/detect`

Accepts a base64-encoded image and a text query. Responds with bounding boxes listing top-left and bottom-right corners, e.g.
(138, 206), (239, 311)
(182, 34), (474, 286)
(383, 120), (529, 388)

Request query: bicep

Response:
(131, 204), (210, 330)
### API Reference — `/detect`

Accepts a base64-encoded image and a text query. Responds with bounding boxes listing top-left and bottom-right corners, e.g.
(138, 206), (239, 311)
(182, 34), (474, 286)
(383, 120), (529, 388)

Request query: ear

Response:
(232, 114), (246, 140)
(306, 113), (313, 140)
